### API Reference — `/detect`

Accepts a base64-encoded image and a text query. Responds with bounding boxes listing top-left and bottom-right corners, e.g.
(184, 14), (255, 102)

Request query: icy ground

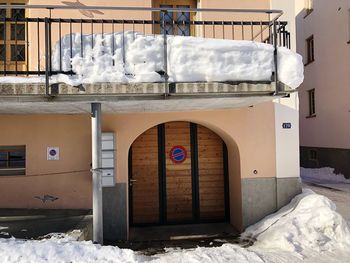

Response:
(0, 32), (304, 88)
(1, 189), (350, 263)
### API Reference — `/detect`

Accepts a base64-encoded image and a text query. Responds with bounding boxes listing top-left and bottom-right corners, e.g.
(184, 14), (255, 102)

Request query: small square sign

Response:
(282, 123), (292, 129)
(47, 147), (59, 161)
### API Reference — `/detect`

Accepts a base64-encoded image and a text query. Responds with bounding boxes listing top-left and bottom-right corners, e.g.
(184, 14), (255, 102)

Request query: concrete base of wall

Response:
(241, 177), (301, 229)
(102, 183), (127, 242)
(277, 177), (302, 209)
(301, 146), (350, 179)
(102, 177), (301, 240)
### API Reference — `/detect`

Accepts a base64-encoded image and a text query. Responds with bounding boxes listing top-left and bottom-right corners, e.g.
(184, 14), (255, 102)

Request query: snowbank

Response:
(243, 189), (350, 259)
(47, 32), (303, 87)
(301, 167), (350, 184)
(0, 238), (142, 263)
(1, 190), (349, 262)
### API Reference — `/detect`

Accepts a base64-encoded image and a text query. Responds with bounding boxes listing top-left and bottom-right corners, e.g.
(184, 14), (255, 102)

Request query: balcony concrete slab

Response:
(0, 96), (280, 114)
(0, 82), (293, 113)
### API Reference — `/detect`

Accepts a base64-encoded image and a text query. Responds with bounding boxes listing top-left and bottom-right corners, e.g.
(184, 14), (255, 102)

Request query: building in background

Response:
(296, 0), (350, 178)
(0, 0), (302, 242)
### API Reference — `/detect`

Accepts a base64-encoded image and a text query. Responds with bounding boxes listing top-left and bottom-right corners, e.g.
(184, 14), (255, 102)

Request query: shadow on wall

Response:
(61, 0), (104, 18)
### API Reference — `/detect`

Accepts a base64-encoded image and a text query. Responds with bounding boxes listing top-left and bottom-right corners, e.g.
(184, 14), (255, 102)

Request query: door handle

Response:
(129, 179), (137, 186)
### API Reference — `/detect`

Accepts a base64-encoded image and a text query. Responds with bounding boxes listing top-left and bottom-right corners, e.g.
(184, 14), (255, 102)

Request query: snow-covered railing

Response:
(0, 5), (293, 96)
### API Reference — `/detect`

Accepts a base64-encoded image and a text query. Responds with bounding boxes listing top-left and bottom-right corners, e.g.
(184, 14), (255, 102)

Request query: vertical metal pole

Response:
(44, 17), (50, 96)
(162, 10), (169, 98)
(91, 103), (103, 245)
(273, 20), (278, 95)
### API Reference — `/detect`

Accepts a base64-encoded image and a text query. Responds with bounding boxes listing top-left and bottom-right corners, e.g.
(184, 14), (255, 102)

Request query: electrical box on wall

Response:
(101, 133), (116, 187)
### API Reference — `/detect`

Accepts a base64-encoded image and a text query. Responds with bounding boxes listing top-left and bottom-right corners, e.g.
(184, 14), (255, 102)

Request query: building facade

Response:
(0, 0), (302, 242)
(296, 0), (350, 178)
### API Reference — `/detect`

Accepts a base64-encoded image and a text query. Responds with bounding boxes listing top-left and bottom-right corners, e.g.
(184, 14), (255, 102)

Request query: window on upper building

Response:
(306, 35), (314, 65)
(304, 0), (313, 17)
(0, 145), (26, 176)
(0, 1), (27, 71)
(154, 0), (196, 36)
(307, 89), (316, 117)
(348, 9), (350, 44)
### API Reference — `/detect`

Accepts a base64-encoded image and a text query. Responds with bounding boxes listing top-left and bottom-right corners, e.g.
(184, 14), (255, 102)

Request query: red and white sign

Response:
(47, 147), (59, 161)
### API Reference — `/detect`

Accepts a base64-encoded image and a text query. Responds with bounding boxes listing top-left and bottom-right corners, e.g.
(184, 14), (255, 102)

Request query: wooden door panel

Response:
(197, 125), (226, 220)
(131, 126), (159, 224)
(165, 122), (192, 222)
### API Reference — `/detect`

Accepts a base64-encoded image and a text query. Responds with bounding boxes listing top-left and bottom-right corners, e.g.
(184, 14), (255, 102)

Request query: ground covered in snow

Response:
(301, 167), (350, 185)
(1, 189), (350, 263)
(0, 32), (304, 88)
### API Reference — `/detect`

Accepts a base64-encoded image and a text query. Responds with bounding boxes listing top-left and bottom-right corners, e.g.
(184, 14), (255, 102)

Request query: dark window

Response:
(160, 5), (191, 36)
(0, 4), (6, 18)
(306, 35), (314, 64)
(0, 145), (25, 176)
(0, 44), (5, 61)
(176, 5), (191, 36)
(11, 4), (25, 19)
(309, 149), (317, 161)
(10, 23), (25, 40)
(308, 89), (316, 116)
(11, 44), (25, 61)
(348, 9), (350, 43)
(160, 5), (173, 35)
(0, 23), (4, 40)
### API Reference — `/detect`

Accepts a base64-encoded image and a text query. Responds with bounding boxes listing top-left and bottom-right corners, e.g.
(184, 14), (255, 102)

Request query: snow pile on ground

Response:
(243, 189), (350, 260)
(301, 167), (350, 184)
(0, 238), (142, 263)
(151, 245), (264, 263)
(1, 190), (349, 262)
(49, 31), (303, 87)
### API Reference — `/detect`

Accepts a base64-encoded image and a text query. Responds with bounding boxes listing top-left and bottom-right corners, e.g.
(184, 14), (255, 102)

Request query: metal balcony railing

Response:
(0, 5), (290, 96)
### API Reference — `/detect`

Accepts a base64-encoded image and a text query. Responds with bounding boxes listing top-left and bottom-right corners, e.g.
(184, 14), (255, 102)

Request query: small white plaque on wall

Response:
(47, 147), (60, 161)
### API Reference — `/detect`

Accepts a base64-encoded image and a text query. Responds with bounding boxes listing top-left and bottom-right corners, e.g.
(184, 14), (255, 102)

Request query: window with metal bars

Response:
(160, 4), (191, 36)
(154, 0), (196, 36)
(0, 1), (26, 66)
(0, 145), (25, 176)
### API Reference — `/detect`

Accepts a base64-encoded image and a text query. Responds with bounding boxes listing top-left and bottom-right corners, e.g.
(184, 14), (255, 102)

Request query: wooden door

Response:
(130, 122), (228, 225)
(130, 126), (159, 224)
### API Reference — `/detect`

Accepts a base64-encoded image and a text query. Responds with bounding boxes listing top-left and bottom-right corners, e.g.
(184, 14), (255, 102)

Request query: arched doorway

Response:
(129, 121), (229, 225)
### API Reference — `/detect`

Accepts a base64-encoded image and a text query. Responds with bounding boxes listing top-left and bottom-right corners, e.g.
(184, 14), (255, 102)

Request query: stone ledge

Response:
(0, 81), (292, 96)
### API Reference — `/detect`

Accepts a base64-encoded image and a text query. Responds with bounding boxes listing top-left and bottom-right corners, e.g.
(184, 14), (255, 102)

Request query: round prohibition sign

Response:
(169, 146), (187, 164)
(49, 149), (57, 157)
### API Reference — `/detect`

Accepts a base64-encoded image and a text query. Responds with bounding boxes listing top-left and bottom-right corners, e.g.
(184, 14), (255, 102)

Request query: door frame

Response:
(129, 122), (230, 226)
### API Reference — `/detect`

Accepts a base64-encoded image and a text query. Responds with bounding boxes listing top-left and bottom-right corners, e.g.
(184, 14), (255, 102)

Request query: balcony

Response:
(0, 5), (303, 113)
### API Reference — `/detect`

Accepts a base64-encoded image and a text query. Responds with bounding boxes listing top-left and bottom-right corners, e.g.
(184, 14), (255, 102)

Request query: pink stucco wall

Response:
(296, 0), (350, 149)
(0, 102), (278, 230)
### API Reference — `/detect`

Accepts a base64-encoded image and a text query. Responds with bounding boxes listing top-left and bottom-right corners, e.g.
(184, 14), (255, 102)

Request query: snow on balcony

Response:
(0, 32), (304, 89)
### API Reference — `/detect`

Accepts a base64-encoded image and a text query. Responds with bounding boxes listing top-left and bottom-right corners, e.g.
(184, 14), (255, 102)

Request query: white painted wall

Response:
(274, 102), (300, 178)
(270, 0), (301, 178)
